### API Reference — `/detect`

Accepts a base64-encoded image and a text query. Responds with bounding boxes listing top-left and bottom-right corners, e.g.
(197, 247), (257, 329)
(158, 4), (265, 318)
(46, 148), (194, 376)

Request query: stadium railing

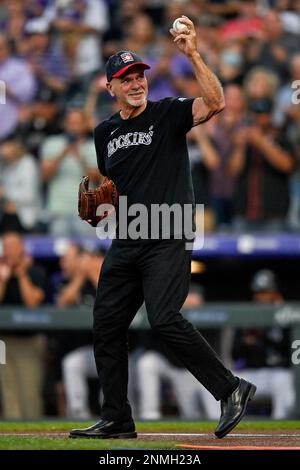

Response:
(2, 233), (300, 258)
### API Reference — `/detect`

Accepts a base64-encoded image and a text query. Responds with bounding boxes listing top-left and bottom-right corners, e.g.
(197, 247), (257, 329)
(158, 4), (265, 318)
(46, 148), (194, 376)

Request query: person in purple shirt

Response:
(0, 34), (36, 141)
(146, 40), (195, 102)
(23, 18), (70, 95)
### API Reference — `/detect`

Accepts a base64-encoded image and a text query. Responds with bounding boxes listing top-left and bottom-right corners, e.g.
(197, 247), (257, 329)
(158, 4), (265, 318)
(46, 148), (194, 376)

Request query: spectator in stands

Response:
(53, 0), (109, 98)
(218, 40), (246, 86)
(0, 0), (27, 53)
(274, 53), (300, 131)
(219, 0), (263, 41)
(187, 121), (219, 233)
(40, 107), (100, 235)
(206, 0), (243, 19)
(277, 0), (300, 35)
(247, 9), (299, 83)
(243, 66), (279, 102)
(84, 72), (116, 129)
(273, 53), (300, 230)
(50, 244), (104, 419)
(147, 26), (208, 103)
(175, 68), (219, 232)
(101, 0), (146, 60)
(23, 17), (70, 95)
(0, 33), (36, 142)
(0, 135), (41, 233)
(164, 0), (205, 26)
(137, 284), (219, 420)
(26, 0), (50, 20)
(0, 231), (47, 418)
(123, 13), (158, 58)
(17, 86), (63, 159)
(229, 96), (295, 231)
(232, 269), (295, 418)
(55, 244), (101, 307)
(202, 84), (247, 229)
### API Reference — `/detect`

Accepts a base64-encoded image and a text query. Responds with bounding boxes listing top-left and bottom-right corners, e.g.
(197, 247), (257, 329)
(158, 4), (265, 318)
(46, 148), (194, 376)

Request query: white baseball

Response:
(172, 17), (188, 33)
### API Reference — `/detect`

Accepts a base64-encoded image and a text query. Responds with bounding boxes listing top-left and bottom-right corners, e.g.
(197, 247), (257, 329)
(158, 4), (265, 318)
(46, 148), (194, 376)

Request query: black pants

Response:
(93, 238), (237, 421)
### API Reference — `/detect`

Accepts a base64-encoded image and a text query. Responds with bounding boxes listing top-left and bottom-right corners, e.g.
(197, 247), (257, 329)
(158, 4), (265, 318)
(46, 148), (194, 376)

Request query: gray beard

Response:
(127, 96), (146, 108)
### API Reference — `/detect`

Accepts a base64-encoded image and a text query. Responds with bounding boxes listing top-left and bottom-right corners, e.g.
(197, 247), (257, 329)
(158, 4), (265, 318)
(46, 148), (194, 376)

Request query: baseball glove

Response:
(78, 176), (119, 227)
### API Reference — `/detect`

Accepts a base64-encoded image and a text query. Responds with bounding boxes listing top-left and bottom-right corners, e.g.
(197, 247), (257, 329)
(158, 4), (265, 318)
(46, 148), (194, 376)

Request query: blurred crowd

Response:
(0, 0), (299, 234)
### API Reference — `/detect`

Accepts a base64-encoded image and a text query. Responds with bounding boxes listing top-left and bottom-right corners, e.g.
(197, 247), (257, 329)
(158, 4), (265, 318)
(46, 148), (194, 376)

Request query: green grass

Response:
(0, 420), (300, 432)
(0, 420), (299, 450)
(0, 436), (177, 450)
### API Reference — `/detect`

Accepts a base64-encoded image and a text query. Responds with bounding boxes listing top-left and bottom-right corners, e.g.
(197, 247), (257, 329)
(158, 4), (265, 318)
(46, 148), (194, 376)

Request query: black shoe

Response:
(215, 378), (256, 439)
(69, 418), (137, 439)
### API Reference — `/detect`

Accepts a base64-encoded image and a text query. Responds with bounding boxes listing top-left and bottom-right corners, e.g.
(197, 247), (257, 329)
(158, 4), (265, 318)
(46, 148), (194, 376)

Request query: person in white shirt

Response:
(40, 107), (100, 235)
(0, 136), (40, 232)
(52, 0), (109, 78)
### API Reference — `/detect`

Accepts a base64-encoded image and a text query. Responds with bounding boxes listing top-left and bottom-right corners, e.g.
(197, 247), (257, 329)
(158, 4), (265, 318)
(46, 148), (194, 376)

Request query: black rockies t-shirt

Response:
(94, 98), (195, 239)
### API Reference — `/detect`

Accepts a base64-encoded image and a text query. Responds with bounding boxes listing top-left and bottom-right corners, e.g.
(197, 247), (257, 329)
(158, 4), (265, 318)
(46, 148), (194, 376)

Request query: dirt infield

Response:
(1, 429), (300, 449)
(141, 430), (300, 449)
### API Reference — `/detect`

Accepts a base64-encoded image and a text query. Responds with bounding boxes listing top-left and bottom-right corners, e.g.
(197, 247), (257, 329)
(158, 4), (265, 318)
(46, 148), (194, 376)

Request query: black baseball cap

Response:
(106, 50), (150, 82)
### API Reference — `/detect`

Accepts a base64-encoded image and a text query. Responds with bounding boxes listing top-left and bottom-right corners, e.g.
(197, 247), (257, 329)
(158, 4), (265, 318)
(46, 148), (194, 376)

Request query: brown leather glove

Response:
(78, 176), (119, 227)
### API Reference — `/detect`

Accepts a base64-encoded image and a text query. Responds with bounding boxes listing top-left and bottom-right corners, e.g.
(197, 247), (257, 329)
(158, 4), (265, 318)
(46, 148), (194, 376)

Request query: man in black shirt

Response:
(229, 97), (295, 231)
(70, 17), (256, 440)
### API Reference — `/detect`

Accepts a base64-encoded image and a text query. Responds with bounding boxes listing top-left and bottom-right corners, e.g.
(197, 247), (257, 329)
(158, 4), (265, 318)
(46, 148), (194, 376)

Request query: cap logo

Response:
(120, 52), (134, 63)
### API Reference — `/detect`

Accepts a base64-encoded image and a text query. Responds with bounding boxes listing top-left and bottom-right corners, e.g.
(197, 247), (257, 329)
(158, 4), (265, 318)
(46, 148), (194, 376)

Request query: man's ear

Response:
(106, 82), (115, 97)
